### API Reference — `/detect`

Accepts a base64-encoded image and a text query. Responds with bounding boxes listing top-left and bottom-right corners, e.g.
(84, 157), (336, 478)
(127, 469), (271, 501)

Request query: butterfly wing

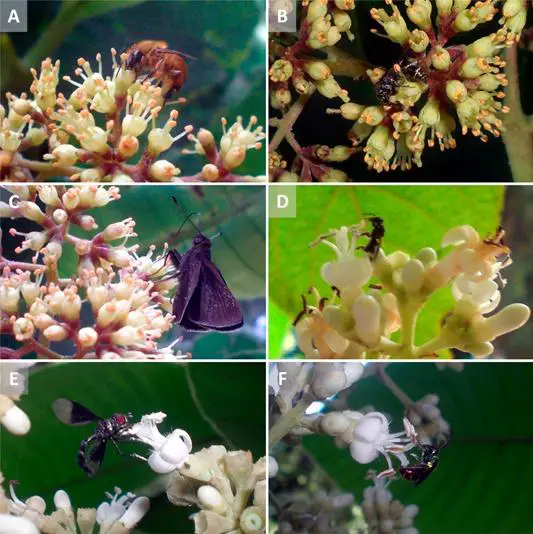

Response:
(53, 398), (101, 425)
(184, 260), (243, 331)
(172, 248), (202, 324)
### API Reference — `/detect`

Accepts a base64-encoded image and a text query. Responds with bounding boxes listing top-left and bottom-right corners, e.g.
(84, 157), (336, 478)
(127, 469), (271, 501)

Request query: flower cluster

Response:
(269, 0), (528, 179)
(0, 185), (188, 359)
(293, 220), (530, 358)
(362, 476), (420, 534)
(0, 50), (265, 183)
(269, 362), (457, 533)
(166, 445), (266, 534)
(0, 478), (150, 534)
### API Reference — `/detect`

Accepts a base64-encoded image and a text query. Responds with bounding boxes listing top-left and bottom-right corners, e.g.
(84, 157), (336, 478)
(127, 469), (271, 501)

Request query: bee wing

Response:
(53, 398), (101, 425)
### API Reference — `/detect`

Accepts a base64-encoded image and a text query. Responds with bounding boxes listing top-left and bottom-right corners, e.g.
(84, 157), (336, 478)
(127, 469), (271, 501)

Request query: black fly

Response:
(52, 398), (136, 477)
(375, 55), (428, 105)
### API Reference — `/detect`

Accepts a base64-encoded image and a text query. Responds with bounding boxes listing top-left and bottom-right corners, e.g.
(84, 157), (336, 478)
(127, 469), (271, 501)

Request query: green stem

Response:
(503, 44), (533, 182)
(413, 336), (452, 357)
(24, 1), (82, 67)
(269, 396), (312, 448)
(398, 301), (420, 357)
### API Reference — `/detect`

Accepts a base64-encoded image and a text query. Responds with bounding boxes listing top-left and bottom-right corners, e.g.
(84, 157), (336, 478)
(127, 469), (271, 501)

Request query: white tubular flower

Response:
(0, 396), (31, 435)
(96, 487), (150, 530)
(349, 414), (415, 472)
(125, 412), (193, 473)
(317, 226), (373, 289)
(451, 275), (501, 315)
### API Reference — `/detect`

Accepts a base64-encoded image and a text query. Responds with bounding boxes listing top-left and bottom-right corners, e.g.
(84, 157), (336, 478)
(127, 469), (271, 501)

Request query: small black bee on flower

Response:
(375, 55), (428, 105)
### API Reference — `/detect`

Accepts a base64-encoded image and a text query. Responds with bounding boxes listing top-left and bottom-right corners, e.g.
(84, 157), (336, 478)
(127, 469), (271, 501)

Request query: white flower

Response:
(316, 226), (373, 289)
(451, 275), (501, 315)
(124, 412), (193, 473)
(350, 414), (416, 474)
(96, 487), (150, 529)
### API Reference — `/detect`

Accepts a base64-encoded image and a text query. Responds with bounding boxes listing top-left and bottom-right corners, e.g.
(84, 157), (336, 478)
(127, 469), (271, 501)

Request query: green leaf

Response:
(269, 185), (504, 356)
(302, 363), (533, 533)
(73, 0), (147, 21)
(0, 362), (265, 532)
(268, 301), (292, 360)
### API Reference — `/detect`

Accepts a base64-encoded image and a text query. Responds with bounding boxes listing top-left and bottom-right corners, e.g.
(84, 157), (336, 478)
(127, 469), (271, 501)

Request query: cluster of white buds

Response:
(362, 475), (419, 534)
(166, 445), (266, 534)
(0, 478), (150, 534)
(0, 50), (264, 183)
(184, 116), (266, 182)
(294, 220), (530, 358)
(405, 394), (450, 441)
(269, 0), (527, 178)
(0, 185), (187, 360)
(276, 490), (355, 534)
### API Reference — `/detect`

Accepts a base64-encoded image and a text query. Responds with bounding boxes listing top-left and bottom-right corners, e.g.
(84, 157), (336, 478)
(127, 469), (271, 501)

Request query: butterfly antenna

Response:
(172, 196), (202, 234)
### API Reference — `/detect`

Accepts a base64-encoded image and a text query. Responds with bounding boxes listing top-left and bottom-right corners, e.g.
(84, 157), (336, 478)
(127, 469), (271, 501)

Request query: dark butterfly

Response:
(168, 197), (243, 332)
(52, 398), (133, 477)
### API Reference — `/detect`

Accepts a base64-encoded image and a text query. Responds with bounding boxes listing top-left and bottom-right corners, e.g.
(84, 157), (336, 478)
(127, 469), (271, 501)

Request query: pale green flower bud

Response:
(432, 46), (451, 71)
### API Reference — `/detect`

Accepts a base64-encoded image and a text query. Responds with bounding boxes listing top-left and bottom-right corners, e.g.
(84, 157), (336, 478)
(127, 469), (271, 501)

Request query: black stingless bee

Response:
(358, 215), (385, 260)
(399, 434), (449, 486)
(375, 54), (428, 105)
(52, 398), (136, 477)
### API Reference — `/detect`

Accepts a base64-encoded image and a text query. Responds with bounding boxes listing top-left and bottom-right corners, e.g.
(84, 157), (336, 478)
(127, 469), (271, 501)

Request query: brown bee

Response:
(123, 40), (189, 97)
(358, 215), (385, 260)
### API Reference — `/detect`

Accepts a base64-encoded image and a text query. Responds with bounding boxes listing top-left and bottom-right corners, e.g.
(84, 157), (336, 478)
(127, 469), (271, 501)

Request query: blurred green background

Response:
(268, 185), (533, 359)
(1, 0), (266, 176)
(0, 361), (266, 533)
(293, 362), (533, 533)
(270, 1), (533, 181)
(1, 185), (266, 359)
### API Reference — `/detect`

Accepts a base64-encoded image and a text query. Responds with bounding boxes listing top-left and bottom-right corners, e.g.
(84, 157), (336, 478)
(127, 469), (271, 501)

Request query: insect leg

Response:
(78, 436), (96, 475)
(110, 438), (149, 462)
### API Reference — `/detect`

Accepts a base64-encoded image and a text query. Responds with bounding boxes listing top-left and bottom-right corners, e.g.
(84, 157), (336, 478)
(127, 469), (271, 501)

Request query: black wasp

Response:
(358, 215), (385, 260)
(52, 398), (136, 477)
(399, 439), (447, 486)
(375, 54), (428, 105)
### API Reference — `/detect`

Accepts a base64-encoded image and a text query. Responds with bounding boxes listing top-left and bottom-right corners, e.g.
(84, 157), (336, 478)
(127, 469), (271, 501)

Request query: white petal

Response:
(473, 304), (531, 342)
(321, 256), (372, 288)
(147, 451), (178, 474)
(159, 430), (192, 465)
(0, 515), (39, 534)
(343, 363), (364, 385)
(53, 490), (71, 511)
(353, 295), (381, 345)
(119, 496), (150, 528)
(402, 259), (425, 293)
(441, 225), (478, 247)
(353, 413), (388, 443)
(349, 440), (379, 464)
(1, 405), (30, 435)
